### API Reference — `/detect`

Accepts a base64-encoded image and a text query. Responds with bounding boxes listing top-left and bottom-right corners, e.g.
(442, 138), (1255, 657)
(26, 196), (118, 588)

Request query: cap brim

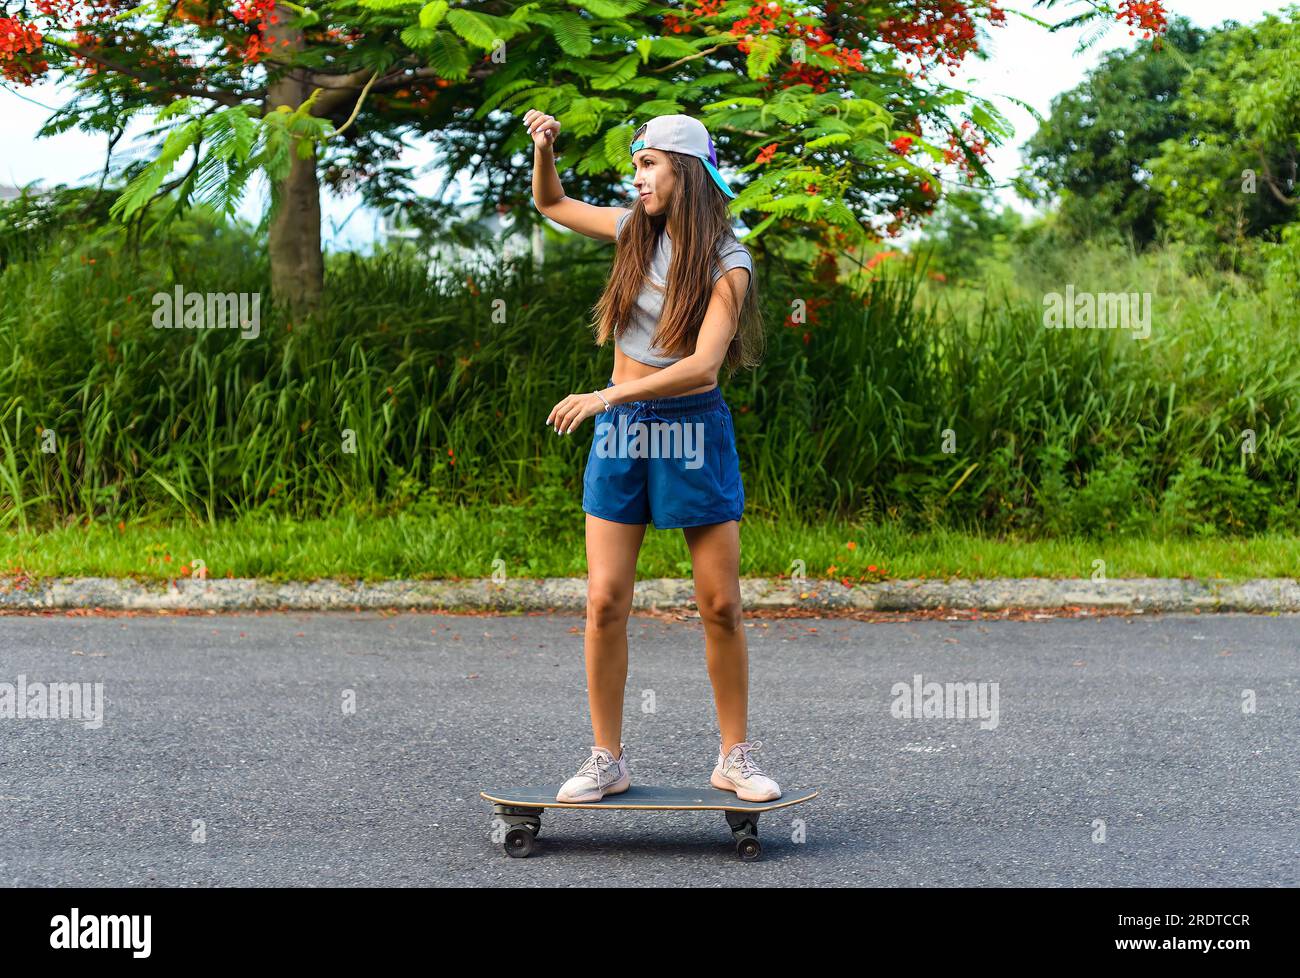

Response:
(703, 160), (737, 199)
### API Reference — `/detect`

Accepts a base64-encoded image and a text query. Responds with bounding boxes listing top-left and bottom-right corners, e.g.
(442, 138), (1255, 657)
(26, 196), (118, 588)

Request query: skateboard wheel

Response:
(504, 826), (538, 858)
(736, 836), (761, 861)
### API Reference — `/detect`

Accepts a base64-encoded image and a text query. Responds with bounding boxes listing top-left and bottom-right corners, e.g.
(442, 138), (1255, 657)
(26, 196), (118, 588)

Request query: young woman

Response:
(525, 109), (780, 805)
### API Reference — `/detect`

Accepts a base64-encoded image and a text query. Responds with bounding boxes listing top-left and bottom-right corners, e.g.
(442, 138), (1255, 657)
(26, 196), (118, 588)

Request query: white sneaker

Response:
(556, 744), (630, 803)
(711, 740), (782, 802)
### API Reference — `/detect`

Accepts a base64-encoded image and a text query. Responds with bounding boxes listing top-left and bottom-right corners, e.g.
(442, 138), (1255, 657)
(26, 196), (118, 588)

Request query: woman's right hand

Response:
(523, 109), (560, 149)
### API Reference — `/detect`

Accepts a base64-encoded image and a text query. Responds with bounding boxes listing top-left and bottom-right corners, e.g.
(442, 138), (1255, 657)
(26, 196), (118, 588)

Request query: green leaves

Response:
(564, 0), (646, 17)
(110, 115), (203, 221)
(400, 25), (438, 49)
(589, 53), (640, 91)
(603, 122), (636, 172)
(291, 5), (322, 27)
(969, 102), (1013, 143)
(744, 35), (781, 80)
(419, 0), (448, 28)
(108, 99), (331, 227)
(473, 78), (537, 120)
(703, 97), (765, 111)
(536, 11), (592, 57)
(419, 31), (472, 79)
(445, 8), (529, 51)
(803, 132), (851, 151)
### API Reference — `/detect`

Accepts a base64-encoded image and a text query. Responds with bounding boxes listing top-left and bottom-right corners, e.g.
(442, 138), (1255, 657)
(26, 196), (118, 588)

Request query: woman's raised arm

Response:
(525, 109), (629, 242)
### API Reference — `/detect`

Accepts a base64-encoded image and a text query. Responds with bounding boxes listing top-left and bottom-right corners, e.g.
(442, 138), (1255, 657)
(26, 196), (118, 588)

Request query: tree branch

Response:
(300, 66), (378, 91)
(96, 122), (125, 196)
(310, 65), (447, 116)
(1258, 150), (1299, 207)
(649, 43), (730, 73)
(286, 55), (493, 118)
(372, 66), (448, 90)
(62, 43), (254, 107)
(331, 69), (380, 138)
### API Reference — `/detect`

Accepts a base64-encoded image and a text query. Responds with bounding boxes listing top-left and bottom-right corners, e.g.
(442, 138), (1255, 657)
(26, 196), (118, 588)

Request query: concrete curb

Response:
(2, 576), (1299, 613)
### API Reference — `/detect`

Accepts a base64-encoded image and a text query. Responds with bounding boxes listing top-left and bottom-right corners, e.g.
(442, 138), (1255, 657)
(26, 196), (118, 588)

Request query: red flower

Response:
(1116, 1), (1168, 37)
(0, 16), (48, 84)
(755, 143), (778, 165)
(730, 3), (865, 83)
(878, 1), (1006, 75)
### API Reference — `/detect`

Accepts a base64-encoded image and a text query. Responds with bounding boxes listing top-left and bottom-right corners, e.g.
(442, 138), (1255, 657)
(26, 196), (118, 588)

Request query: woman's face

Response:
(632, 148), (675, 216)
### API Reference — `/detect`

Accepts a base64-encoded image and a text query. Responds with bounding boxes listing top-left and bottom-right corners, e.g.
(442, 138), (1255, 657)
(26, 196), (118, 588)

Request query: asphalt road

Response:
(0, 610), (1295, 887)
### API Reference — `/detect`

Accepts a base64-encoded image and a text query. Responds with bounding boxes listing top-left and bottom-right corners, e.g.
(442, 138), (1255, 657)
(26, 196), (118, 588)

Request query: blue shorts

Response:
(582, 379), (745, 529)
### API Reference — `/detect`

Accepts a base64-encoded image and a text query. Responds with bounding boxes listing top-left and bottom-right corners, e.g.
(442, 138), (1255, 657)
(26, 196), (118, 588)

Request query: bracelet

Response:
(594, 390), (611, 411)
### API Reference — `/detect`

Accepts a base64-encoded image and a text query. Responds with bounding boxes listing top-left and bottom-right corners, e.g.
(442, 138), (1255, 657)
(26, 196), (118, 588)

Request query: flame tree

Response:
(0, 1), (1168, 312)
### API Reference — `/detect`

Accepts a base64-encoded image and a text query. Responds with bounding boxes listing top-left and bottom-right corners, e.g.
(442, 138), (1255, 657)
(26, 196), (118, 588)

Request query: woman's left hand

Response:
(546, 392), (604, 435)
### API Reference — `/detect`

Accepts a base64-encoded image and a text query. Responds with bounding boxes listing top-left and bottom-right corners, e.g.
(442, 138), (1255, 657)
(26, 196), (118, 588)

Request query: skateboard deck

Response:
(481, 785), (818, 861)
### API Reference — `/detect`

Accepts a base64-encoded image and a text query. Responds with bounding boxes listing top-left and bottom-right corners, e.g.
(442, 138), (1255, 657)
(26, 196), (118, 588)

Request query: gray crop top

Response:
(613, 209), (754, 367)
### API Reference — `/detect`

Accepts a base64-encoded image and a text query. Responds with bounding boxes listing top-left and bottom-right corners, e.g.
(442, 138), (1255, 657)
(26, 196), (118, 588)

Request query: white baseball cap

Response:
(630, 115), (737, 200)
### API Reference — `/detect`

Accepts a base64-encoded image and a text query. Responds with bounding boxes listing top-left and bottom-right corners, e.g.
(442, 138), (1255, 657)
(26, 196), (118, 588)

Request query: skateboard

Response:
(480, 784), (818, 861)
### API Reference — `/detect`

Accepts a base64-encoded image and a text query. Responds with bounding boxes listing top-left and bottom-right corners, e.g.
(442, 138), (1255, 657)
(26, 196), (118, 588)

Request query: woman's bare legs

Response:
(682, 520), (747, 754)
(584, 513), (648, 759)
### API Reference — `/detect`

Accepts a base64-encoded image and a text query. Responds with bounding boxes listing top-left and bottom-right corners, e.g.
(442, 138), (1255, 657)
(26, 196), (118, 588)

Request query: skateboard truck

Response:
(724, 809), (762, 861)
(491, 804), (544, 858)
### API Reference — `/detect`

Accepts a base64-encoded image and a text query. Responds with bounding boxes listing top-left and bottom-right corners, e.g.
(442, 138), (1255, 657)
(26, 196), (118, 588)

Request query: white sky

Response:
(0, 1), (1291, 249)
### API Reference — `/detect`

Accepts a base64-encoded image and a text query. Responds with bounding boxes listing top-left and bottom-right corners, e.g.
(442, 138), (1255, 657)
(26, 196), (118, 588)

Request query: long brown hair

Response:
(590, 146), (764, 378)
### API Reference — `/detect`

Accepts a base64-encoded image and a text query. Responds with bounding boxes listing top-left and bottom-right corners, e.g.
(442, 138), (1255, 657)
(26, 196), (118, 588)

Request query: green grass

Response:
(3, 513), (1297, 583)
(2, 197), (1299, 539)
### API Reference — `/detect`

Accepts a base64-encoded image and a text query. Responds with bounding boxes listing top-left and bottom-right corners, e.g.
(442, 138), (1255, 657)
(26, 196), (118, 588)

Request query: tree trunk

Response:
(265, 9), (324, 315)
(267, 143), (324, 315)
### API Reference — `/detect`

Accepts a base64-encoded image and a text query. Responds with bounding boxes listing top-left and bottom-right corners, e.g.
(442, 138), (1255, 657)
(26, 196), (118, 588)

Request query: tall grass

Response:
(1, 203), (1297, 537)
